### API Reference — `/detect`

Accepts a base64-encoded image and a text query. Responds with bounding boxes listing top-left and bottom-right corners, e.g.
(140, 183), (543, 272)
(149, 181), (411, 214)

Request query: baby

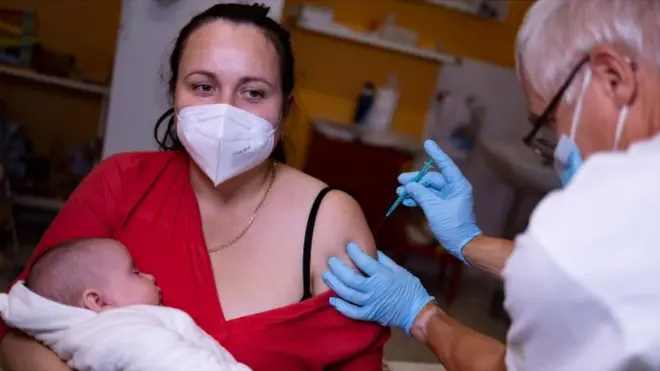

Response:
(0, 238), (250, 371)
(27, 238), (162, 311)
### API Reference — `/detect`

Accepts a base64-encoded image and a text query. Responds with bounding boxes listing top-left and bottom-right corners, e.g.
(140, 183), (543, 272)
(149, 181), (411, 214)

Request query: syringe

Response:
(384, 159), (434, 218)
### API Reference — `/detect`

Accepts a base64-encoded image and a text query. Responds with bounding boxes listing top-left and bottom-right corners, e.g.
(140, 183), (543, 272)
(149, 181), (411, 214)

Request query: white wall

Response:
(423, 58), (531, 236)
(102, 0), (285, 158)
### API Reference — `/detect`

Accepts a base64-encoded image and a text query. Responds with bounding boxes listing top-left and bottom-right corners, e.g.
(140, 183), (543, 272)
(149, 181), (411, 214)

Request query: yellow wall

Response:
(0, 0), (121, 155)
(0, 0), (532, 168)
(283, 0), (533, 169)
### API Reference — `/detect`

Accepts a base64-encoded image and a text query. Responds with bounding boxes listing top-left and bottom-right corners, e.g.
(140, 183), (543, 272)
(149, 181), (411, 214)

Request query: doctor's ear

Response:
(81, 289), (109, 312)
(589, 45), (638, 106)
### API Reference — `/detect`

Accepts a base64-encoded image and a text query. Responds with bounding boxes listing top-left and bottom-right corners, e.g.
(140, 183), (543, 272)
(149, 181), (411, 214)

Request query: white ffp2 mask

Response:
(176, 104), (276, 186)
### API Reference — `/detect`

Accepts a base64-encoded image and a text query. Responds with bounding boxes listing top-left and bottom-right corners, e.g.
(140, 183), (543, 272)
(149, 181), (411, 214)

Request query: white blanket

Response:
(0, 282), (251, 371)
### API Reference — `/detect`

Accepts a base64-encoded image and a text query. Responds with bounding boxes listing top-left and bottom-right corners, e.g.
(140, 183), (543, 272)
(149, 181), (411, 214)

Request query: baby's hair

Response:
(26, 237), (112, 306)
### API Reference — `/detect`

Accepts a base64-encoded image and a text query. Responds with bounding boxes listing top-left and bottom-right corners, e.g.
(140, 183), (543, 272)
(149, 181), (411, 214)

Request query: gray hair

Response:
(516, 0), (660, 103)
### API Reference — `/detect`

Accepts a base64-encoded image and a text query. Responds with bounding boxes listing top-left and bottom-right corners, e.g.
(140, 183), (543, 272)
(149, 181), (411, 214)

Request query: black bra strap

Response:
(301, 187), (333, 301)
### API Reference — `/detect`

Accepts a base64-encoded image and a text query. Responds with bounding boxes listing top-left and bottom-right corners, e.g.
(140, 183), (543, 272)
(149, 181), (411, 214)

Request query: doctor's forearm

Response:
(462, 236), (514, 280)
(411, 304), (506, 371)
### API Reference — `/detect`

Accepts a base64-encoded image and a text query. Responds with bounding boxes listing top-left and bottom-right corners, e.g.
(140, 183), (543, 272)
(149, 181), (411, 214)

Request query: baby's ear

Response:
(81, 289), (108, 312)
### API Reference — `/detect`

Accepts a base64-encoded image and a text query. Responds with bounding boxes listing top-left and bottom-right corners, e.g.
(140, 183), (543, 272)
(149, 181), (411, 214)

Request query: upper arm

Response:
(310, 190), (377, 295)
(504, 234), (620, 371)
(303, 189), (390, 369)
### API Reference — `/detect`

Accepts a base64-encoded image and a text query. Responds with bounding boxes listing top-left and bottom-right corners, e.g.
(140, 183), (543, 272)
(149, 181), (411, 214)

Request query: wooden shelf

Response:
(424, 0), (509, 21)
(297, 21), (460, 64)
(426, 0), (480, 14)
(0, 64), (109, 95)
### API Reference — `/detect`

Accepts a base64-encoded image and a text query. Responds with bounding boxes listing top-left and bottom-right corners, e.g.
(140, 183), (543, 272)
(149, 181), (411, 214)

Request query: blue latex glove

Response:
(397, 140), (481, 262)
(322, 243), (434, 335)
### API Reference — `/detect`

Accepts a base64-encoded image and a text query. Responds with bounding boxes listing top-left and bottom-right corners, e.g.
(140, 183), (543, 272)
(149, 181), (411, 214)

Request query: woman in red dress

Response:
(0, 4), (389, 370)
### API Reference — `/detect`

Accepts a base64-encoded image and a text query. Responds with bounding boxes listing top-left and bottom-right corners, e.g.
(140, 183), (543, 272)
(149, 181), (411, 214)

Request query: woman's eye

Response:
(242, 88), (265, 101)
(193, 83), (215, 95)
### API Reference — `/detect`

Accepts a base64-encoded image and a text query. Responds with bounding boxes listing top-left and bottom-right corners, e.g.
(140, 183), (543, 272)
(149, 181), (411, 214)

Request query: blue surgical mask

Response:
(554, 135), (583, 185)
(553, 67), (629, 186)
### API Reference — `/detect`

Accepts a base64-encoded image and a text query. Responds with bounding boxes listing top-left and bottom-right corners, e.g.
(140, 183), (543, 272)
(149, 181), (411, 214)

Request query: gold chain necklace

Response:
(207, 162), (277, 253)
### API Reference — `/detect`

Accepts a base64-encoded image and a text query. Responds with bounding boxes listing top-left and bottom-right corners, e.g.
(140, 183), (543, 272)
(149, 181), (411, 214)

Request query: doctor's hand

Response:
(322, 243), (434, 335)
(397, 140), (481, 263)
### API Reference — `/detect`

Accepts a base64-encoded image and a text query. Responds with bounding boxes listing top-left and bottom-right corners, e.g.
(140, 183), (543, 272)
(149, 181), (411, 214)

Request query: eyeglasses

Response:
(522, 56), (590, 155)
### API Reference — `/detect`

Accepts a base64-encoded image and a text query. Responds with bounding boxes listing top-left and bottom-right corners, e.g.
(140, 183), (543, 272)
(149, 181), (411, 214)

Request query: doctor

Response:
(323, 0), (660, 370)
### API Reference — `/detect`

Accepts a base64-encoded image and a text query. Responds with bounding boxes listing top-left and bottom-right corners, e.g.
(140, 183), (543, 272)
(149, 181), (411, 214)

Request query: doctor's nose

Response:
(141, 272), (156, 282)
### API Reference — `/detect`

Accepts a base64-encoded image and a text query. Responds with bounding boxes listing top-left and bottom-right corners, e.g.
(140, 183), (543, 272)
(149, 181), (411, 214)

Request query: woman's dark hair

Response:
(154, 3), (294, 163)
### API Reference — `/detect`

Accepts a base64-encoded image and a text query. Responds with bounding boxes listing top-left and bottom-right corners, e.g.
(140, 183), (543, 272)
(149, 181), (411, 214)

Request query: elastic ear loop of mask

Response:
(569, 68), (593, 140)
(612, 58), (637, 151)
(613, 57), (635, 150)
(612, 105), (629, 150)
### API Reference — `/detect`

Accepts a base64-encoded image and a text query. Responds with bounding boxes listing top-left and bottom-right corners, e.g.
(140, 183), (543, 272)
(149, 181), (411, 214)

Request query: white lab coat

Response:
(502, 134), (660, 371)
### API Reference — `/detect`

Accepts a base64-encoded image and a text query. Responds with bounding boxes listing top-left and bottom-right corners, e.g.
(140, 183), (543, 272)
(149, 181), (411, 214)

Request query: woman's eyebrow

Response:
(184, 70), (216, 80)
(182, 71), (272, 88)
(238, 76), (273, 88)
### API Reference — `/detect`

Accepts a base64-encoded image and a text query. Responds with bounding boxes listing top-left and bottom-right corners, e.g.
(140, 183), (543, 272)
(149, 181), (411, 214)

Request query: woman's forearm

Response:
(411, 304), (506, 371)
(0, 331), (72, 371)
(462, 236), (514, 280)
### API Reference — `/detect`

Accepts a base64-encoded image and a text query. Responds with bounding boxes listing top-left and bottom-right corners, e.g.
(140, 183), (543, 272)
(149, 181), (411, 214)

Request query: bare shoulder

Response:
(314, 189), (372, 247)
(311, 188), (377, 293)
(275, 164), (327, 194)
(276, 166), (377, 294)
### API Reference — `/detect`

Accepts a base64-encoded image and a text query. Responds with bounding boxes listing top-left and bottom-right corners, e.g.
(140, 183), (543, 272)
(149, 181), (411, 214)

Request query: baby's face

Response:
(96, 242), (162, 309)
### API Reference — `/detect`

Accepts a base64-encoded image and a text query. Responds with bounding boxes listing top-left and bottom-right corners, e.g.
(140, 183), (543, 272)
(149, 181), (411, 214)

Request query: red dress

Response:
(1, 151), (390, 370)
